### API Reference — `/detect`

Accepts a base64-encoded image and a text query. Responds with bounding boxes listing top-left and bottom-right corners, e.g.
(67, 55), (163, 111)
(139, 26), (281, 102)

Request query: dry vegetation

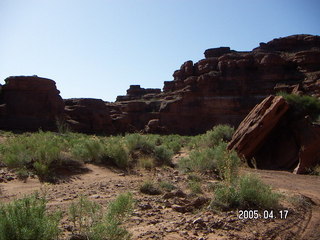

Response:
(0, 125), (318, 240)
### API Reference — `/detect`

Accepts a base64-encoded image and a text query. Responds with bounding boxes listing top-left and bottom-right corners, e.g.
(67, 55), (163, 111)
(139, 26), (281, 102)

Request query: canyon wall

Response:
(0, 34), (319, 134)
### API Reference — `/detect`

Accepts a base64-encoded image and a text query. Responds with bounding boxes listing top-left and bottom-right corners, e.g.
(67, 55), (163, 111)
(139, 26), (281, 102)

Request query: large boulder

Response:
(228, 96), (289, 159)
(0, 76), (64, 131)
(228, 95), (320, 174)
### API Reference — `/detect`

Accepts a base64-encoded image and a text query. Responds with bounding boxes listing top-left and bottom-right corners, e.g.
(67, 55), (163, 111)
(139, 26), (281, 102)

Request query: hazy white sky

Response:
(0, 0), (319, 101)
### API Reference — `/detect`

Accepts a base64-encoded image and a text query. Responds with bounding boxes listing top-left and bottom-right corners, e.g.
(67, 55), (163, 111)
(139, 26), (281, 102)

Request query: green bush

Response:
(69, 193), (134, 240)
(179, 141), (240, 180)
(139, 180), (162, 195)
(0, 131), (64, 181)
(161, 135), (183, 154)
(69, 195), (103, 238)
(205, 125), (235, 147)
(178, 148), (217, 173)
(154, 146), (173, 166)
(106, 192), (134, 223)
(159, 181), (176, 192)
(0, 194), (61, 240)
(278, 92), (320, 120)
(210, 174), (281, 210)
(137, 157), (155, 169)
(187, 125), (234, 149)
(188, 179), (203, 194)
(55, 117), (71, 134)
(71, 138), (106, 163)
(214, 142), (240, 182)
(104, 142), (130, 169)
(91, 193), (134, 240)
(125, 134), (155, 154)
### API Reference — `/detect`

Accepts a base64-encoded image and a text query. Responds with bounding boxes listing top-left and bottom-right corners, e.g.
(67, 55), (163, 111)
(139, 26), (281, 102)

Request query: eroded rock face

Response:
(64, 98), (114, 134)
(0, 76), (64, 131)
(1, 35), (319, 136)
(228, 95), (320, 174)
(59, 34), (320, 135)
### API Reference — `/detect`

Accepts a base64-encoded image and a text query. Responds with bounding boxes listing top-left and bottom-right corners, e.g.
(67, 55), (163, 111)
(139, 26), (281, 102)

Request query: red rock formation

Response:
(64, 98), (114, 134)
(0, 76), (64, 131)
(227, 96), (289, 159)
(228, 95), (320, 174)
(1, 35), (319, 137)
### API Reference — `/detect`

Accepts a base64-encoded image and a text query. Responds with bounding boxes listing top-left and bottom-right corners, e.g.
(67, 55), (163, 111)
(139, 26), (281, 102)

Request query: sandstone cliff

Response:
(0, 76), (64, 131)
(1, 34), (319, 134)
(110, 34), (320, 135)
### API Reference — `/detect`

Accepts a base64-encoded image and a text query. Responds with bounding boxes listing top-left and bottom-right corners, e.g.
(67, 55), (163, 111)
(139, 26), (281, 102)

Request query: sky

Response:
(0, 0), (319, 101)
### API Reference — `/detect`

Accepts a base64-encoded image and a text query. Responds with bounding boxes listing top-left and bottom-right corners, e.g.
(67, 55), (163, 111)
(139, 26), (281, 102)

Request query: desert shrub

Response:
(188, 179), (203, 194)
(278, 92), (320, 120)
(214, 142), (240, 182)
(55, 117), (70, 134)
(69, 193), (134, 240)
(0, 194), (61, 240)
(163, 141), (181, 154)
(69, 195), (103, 238)
(104, 141), (130, 169)
(153, 146), (173, 166)
(210, 174), (281, 210)
(161, 134), (183, 153)
(0, 131), (64, 181)
(187, 125), (235, 149)
(71, 138), (106, 163)
(106, 192), (134, 222)
(180, 141), (240, 179)
(159, 181), (176, 192)
(91, 193), (134, 240)
(204, 125), (235, 147)
(139, 180), (162, 195)
(178, 148), (217, 173)
(16, 167), (29, 181)
(144, 134), (163, 146)
(125, 134), (155, 154)
(187, 173), (202, 182)
(137, 156), (155, 169)
(186, 135), (203, 150)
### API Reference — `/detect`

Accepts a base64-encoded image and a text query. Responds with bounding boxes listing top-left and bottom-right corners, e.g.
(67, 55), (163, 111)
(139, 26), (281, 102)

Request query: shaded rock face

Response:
(0, 76), (64, 131)
(64, 98), (114, 134)
(228, 95), (320, 174)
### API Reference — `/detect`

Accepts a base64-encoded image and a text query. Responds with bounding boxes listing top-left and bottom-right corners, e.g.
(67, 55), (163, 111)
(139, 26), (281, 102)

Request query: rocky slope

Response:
(0, 34), (319, 134)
